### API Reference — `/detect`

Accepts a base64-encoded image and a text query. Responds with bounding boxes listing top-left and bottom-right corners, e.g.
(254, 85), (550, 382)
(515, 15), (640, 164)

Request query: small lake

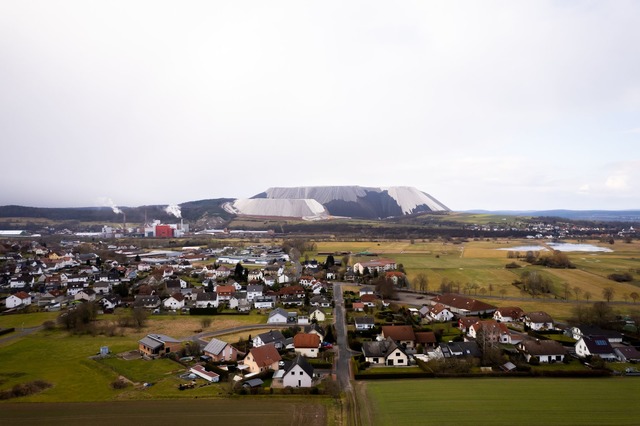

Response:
(497, 243), (613, 253)
(497, 245), (547, 252)
(547, 242), (613, 252)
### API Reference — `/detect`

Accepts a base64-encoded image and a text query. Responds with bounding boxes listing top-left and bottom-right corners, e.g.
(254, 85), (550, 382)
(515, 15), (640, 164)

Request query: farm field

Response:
(314, 239), (640, 302)
(362, 378), (640, 425)
(2, 399), (331, 426)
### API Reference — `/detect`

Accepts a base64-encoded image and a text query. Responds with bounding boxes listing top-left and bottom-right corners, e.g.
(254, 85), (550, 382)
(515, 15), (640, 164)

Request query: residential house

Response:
(309, 308), (326, 322)
(93, 282), (111, 295)
(134, 295), (161, 309)
(429, 294), (496, 316)
(570, 326), (623, 344)
(138, 334), (182, 357)
(253, 330), (286, 349)
(359, 286), (375, 297)
(163, 293), (185, 310)
(429, 303), (455, 322)
(354, 316), (375, 331)
(74, 289), (96, 302)
(524, 312), (554, 331)
(5, 291), (31, 309)
(246, 284), (264, 301)
(517, 339), (567, 363)
(66, 283), (85, 296)
(215, 265), (232, 279)
(381, 325), (416, 350)
(303, 324), (325, 342)
(309, 295), (331, 308)
(254, 296), (276, 310)
(352, 302), (365, 312)
(458, 316), (481, 334)
(415, 331), (438, 350)
(243, 343), (282, 374)
(293, 333), (321, 358)
(362, 337), (409, 366)
(352, 258), (397, 275)
(190, 365), (220, 383)
(278, 285), (305, 300)
(247, 269), (263, 282)
(493, 306), (524, 323)
(101, 295), (122, 311)
(203, 338), (239, 362)
(435, 341), (481, 359)
(360, 294), (379, 308)
(232, 296), (251, 313)
(467, 320), (517, 344)
(267, 308), (288, 324)
(195, 292), (218, 308)
(215, 285), (235, 302)
(575, 335), (617, 361)
(282, 355), (314, 388)
(299, 276), (314, 287)
(614, 346), (640, 362)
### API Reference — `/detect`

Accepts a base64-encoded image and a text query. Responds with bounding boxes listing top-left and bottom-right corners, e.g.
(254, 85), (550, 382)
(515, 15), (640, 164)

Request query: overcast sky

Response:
(1, 1), (639, 211)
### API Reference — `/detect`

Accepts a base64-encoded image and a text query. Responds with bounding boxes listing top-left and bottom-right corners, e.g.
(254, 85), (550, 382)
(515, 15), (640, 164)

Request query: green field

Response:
(313, 239), (640, 320)
(362, 378), (640, 425)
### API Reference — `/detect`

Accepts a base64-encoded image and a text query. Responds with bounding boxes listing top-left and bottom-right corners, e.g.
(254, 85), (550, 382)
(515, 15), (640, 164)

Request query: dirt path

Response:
(354, 381), (374, 426)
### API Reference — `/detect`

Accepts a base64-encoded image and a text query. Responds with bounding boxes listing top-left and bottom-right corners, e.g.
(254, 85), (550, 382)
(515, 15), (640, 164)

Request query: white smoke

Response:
(98, 197), (123, 215)
(165, 204), (182, 218)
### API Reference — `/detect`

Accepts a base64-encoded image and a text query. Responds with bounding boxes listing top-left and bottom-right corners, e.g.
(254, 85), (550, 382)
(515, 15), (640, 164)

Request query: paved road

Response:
(333, 282), (352, 392)
(191, 324), (290, 346)
(0, 326), (43, 345)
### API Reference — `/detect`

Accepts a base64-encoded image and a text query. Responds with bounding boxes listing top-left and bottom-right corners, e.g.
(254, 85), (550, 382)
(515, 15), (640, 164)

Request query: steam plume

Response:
(165, 204), (182, 218)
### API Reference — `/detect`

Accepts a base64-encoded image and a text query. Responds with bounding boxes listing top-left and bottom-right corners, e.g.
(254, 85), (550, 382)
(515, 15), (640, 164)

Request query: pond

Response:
(497, 243), (613, 252)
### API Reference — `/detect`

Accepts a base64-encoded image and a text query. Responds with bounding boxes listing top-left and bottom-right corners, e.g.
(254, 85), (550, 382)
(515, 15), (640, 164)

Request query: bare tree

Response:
(563, 283), (571, 301)
(602, 287), (615, 303)
(584, 291), (592, 302)
(630, 292), (639, 304)
(414, 273), (429, 293)
(573, 286), (582, 301)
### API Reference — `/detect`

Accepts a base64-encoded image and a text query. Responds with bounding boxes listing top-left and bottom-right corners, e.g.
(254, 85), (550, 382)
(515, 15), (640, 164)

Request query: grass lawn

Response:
(0, 311), (60, 329)
(363, 377), (640, 425)
(97, 356), (181, 384)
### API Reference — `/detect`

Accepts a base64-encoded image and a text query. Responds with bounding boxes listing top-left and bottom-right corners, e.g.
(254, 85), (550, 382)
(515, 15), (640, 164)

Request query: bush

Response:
(0, 380), (53, 400)
(607, 273), (633, 282)
(111, 378), (130, 389)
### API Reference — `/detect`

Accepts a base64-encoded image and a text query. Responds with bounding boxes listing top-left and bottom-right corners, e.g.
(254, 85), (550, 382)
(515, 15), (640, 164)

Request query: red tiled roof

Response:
(249, 343), (281, 367)
(293, 333), (320, 349)
(382, 325), (416, 342)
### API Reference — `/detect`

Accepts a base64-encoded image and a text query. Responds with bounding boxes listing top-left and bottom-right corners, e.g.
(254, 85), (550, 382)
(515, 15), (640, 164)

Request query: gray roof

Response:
(580, 335), (615, 355)
(196, 292), (217, 301)
(257, 330), (285, 344)
(285, 354), (314, 377)
(439, 341), (481, 358)
(203, 338), (229, 356)
(138, 333), (181, 349)
(362, 337), (403, 358)
(269, 307), (288, 318)
(355, 316), (375, 325)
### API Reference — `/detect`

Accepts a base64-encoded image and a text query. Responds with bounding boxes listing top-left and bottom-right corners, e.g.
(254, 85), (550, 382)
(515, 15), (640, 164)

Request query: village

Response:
(2, 234), (640, 402)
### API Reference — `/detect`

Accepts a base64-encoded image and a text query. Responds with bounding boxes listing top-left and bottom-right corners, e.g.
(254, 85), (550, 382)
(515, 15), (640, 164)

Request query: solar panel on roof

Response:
(595, 339), (608, 345)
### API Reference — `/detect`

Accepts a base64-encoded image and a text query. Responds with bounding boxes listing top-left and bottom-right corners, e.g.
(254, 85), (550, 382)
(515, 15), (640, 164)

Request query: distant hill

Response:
(0, 198), (234, 224)
(465, 209), (640, 222)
